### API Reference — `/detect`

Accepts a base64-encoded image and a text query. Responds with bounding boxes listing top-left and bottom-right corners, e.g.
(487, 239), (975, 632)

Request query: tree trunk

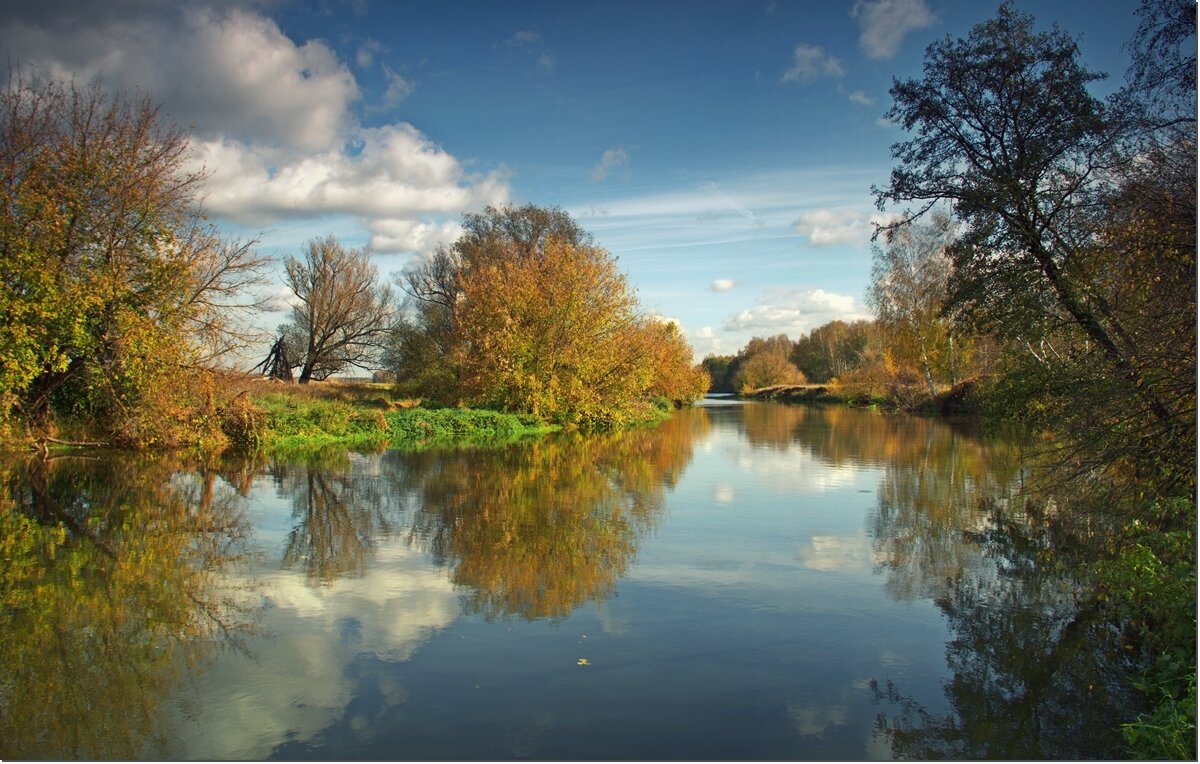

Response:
(1028, 238), (1175, 426)
(919, 339), (937, 401)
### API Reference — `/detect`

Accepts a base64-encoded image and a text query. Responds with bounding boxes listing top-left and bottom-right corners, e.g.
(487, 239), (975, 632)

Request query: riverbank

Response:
(8, 377), (685, 455)
(739, 378), (983, 414)
(217, 380), (555, 453)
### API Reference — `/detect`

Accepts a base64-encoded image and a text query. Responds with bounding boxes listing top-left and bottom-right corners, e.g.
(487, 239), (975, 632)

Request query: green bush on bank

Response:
(1093, 498), (1197, 759)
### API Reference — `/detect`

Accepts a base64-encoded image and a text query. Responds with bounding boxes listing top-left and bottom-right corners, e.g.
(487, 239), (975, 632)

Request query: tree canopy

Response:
(387, 204), (706, 425)
(875, 1), (1195, 498)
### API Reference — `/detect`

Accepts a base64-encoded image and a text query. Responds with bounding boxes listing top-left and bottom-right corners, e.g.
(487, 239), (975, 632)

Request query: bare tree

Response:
(282, 235), (393, 383)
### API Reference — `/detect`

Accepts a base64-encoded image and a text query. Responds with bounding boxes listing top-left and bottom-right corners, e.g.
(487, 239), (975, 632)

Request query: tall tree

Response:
(390, 205), (704, 422)
(875, 2), (1193, 495)
(0, 75), (266, 443)
(282, 235), (394, 384)
(791, 320), (877, 383)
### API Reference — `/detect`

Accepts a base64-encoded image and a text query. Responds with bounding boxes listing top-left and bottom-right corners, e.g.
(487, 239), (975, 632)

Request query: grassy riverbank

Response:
(217, 380), (557, 453)
(214, 378), (681, 454)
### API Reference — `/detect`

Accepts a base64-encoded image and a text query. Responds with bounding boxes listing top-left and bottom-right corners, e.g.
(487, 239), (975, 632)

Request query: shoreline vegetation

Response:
(739, 377), (981, 415)
(11, 377), (682, 457)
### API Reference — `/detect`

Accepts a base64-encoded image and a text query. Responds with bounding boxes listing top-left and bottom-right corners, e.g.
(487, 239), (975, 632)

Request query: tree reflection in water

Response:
(740, 402), (1138, 757)
(263, 410), (708, 621)
(856, 413), (1136, 759)
(273, 447), (395, 584)
(0, 452), (254, 760)
(394, 409), (709, 620)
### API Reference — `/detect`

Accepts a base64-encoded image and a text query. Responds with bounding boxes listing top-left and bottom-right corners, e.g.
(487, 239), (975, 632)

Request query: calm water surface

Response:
(1, 401), (1127, 760)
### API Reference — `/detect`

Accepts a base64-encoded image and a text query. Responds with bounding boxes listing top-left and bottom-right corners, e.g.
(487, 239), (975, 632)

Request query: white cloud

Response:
(0, 4), (510, 258)
(366, 218), (464, 255)
(686, 325), (725, 358)
(782, 44), (845, 84)
(724, 287), (871, 336)
(591, 146), (630, 181)
(852, 0), (936, 60)
(793, 207), (893, 247)
(2, 6), (360, 152)
(848, 90), (875, 106)
(189, 124), (508, 252)
(710, 278), (736, 292)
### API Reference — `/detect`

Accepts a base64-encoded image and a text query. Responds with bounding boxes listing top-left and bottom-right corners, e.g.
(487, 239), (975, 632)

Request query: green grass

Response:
(251, 392), (556, 453)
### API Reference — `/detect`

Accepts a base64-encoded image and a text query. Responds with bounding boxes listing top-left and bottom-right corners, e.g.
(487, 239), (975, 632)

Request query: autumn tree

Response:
(391, 204), (591, 394)
(0, 75), (267, 444)
(791, 320), (878, 383)
(733, 350), (806, 394)
(636, 319), (711, 404)
(390, 205), (705, 423)
(455, 236), (656, 426)
(281, 235), (394, 384)
(868, 210), (966, 399)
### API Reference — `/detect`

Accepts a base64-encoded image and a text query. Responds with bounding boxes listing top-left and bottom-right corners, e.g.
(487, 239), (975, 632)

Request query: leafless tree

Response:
(282, 235), (394, 383)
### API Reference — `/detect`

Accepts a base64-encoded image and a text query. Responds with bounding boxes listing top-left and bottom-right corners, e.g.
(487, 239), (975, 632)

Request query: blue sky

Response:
(1, 0), (1146, 362)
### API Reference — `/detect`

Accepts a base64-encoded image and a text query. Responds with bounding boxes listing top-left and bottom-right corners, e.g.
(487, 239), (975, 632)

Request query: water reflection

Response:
(272, 450), (396, 584)
(165, 410), (710, 759)
(863, 419), (1133, 758)
(395, 409), (708, 620)
(0, 453), (252, 760)
(0, 404), (1133, 760)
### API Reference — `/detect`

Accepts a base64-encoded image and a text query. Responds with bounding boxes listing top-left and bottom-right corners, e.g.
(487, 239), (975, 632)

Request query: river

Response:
(0, 399), (1132, 759)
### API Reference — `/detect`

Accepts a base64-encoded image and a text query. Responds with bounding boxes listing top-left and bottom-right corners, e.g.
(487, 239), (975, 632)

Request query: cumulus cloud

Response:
(852, 0), (936, 59)
(0, 3), (510, 256)
(782, 44), (845, 84)
(189, 125), (508, 251)
(793, 207), (894, 247)
(1, 5), (360, 152)
(724, 287), (871, 336)
(848, 90), (875, 105)
(710, 279), (736, 292)
(591, 146), (630, 181)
